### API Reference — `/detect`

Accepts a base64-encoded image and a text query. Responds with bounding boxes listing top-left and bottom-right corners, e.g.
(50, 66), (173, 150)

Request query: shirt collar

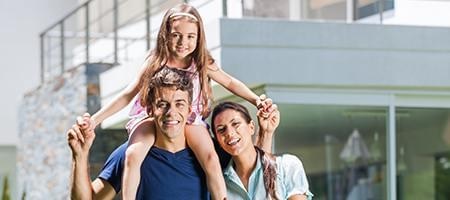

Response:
(223, 148), (262, 178)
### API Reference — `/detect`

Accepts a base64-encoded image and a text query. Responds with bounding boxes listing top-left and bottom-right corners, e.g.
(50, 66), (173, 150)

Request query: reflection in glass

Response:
(371, 132), (382, 162)
(306, 0), (347, 21)
(275, 104), (387, 199)
(355, 0), (394, 20)
(396, 108), (450, 200)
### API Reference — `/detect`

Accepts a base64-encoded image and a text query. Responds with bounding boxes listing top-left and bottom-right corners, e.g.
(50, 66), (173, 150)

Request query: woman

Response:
(211, 102), (313, 200)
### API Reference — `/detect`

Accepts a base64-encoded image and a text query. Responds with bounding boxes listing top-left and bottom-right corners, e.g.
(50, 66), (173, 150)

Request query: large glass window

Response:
(304, 0), (347, 21)
(242, 0), (290, 19)
(396, 108), (450, 200)
(355, 0), (394, 20)
(239, 0), (395, 22)
(275, 104), (387, 199)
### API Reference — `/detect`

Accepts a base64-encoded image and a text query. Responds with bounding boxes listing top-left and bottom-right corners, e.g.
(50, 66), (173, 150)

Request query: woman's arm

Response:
(207, 63), (260, 106)
(256, 103), (279, 153)
(91, 58), (150, 126)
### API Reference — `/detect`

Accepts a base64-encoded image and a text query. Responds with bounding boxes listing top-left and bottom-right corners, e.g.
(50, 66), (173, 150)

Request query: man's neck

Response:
(153, 132), (187, 153)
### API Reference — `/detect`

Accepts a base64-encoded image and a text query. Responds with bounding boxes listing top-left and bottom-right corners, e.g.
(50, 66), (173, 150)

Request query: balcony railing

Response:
(39, 0), (238, 84)
(39, 0), (188, 84)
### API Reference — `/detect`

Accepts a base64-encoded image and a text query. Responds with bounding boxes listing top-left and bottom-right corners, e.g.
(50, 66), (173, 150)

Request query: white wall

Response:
(0, 1), (77, 198)
(385, 0), (450, 27)
(358, 0), (450, 27)
(219, 19), (450, 88)
(0, 0), (77, 146)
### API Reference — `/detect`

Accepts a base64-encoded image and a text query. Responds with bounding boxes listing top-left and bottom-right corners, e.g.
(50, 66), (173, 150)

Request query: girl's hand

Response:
(79, 113), (96, 134)
(257, 103), (279, 134)
(256, 94), (273, 119)
(68, 113), (96, 158)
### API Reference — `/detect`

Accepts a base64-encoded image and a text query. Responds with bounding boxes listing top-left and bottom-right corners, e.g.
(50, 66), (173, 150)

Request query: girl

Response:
(82, 3), (271, 200)
(211, 102), (313, 200)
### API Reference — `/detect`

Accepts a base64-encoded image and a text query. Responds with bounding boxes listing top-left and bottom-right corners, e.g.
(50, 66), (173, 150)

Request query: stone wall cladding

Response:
(17, 66), (86, 199)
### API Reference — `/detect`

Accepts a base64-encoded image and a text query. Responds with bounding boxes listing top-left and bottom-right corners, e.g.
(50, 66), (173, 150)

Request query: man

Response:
(67, 68), (210, 199)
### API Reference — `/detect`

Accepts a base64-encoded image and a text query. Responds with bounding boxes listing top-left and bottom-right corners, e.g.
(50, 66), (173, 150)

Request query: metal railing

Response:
(39, 0), (181, 84)
(39, 0), (233, 84)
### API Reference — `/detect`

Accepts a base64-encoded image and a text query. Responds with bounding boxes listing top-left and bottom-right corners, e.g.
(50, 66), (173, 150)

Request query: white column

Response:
(289, 0), (302, 20)
(387, 97), (397, 200)
(346, 0), (354, 22)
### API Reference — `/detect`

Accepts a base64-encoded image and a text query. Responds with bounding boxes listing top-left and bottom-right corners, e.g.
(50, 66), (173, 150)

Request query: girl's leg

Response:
(122, 118), (156, 200)
(186, 124), (227, 200)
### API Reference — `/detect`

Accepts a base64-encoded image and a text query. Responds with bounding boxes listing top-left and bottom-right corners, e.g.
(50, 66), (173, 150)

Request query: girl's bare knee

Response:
(125, 146), (144, 166)
(204, 151), (220, 166)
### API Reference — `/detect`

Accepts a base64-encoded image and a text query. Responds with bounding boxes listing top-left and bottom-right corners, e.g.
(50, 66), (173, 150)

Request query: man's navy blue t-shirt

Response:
(98, 142), (210, 199)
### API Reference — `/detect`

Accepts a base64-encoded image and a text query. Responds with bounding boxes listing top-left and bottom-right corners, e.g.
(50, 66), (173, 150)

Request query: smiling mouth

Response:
(163, 120), (180, 126)
(227, 138), (241, 146)
(176, 47), (186, 51)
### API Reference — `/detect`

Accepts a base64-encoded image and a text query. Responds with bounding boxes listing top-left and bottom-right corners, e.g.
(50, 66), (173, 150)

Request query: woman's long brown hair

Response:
(138, 3), (213, 117)
(255, 146), (279, 200)
(211, 102), (279, 200)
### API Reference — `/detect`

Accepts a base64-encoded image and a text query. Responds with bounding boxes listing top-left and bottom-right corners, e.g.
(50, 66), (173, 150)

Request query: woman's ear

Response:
(249, 120), (256, 136)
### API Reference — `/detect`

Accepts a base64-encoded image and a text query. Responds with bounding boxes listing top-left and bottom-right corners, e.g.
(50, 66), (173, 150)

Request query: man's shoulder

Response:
(111, 142), (129, 155)
(97, 142), (129, 193)
(102, 142), (128, 165)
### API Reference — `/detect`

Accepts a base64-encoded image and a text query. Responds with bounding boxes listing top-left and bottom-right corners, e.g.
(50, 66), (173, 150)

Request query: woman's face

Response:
(213, 109), (255, 156)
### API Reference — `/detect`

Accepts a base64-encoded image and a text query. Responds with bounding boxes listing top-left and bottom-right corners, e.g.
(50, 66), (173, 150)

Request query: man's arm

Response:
(70, 152), (92, 200)
(255, 104), (279, 153)
(70, 157), (116, 200)
(92, 179), (117, 199)
(67, 114), (116, 199)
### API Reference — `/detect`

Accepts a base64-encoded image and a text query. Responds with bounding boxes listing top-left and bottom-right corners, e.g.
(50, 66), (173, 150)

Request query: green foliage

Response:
(1, 175), (10, 200)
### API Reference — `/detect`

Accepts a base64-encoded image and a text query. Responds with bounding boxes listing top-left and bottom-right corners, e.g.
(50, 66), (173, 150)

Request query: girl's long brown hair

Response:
(138, 3), (213, 117)
(211, 102), (279, 200)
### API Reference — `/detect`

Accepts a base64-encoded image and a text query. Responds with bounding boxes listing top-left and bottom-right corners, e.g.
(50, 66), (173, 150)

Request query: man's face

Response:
(152, 87), (191, 140)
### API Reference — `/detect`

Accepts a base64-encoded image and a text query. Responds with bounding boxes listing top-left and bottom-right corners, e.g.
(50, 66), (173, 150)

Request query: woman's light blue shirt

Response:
(223, 152), (313, 200)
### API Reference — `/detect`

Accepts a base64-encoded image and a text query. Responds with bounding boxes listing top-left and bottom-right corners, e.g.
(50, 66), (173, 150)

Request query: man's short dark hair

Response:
(145, 67), (193, 108)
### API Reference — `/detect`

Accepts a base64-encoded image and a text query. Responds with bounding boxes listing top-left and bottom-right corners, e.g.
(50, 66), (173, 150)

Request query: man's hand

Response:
(67, 113), (96, 159)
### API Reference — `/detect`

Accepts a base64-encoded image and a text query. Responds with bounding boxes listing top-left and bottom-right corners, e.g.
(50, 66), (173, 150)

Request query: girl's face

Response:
(213, 109), (255, 156)
(168, 18), (198, 61)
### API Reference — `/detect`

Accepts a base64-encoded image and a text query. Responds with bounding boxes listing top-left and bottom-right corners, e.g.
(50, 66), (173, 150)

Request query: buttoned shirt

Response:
(223, 151), (313, 200)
